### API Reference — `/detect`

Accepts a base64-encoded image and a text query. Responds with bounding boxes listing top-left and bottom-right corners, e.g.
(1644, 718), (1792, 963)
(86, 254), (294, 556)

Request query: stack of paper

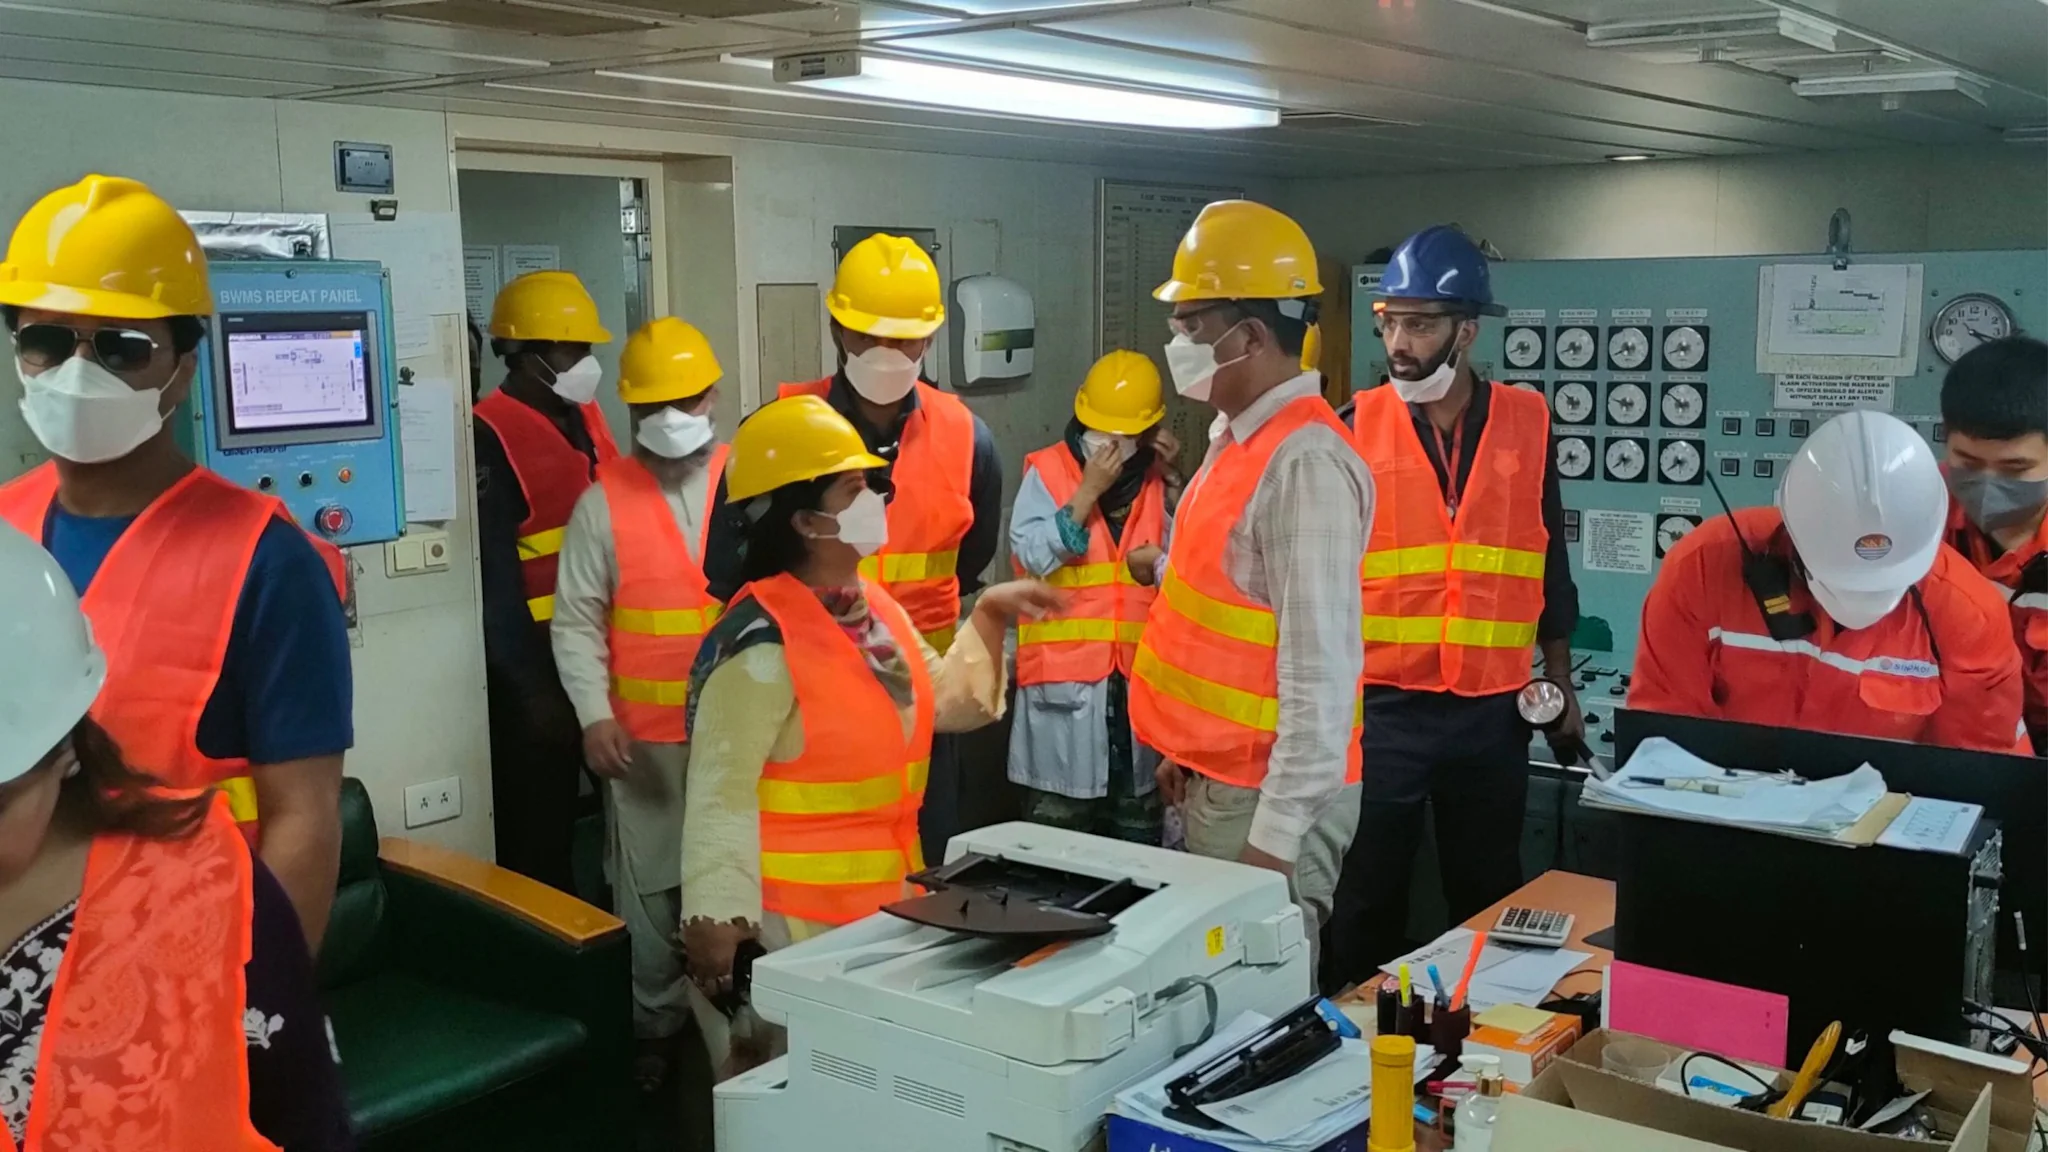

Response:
(1111, 1011), (1434, 1151)
(1381, 929), (1593, 1012)
(1582, 737), (1886, 836)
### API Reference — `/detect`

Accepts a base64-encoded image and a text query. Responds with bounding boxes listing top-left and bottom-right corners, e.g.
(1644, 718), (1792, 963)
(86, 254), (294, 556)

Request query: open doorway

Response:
(456, 156), (665, 445)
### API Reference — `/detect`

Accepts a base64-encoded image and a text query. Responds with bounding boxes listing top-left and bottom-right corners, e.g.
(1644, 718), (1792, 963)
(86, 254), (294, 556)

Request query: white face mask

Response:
(1163, 325), (1249, 405)
(1080, 430), (1137, 465)
(810, 487), (888, 557)
(1389, 347), (1459, 404)
(844, 346), (920, 404)
(547, 354), (603, 405)
(1805, 575), (1904, 632)
(18, 357), (169, 464)
(635, 405), (714, 460)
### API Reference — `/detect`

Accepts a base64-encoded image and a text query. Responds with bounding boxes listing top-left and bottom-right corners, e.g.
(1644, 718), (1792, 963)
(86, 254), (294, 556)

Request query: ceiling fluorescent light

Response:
(1587, 11), (1840, 53)
(1605, 153), (1652, 162)
(1793, 69), (1987, 106)
(2004, 125), (2048, 145)
(761, 50), (1277, 130)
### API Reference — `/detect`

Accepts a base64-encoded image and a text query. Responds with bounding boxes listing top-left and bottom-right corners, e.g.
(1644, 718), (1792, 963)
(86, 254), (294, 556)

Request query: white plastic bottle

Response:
(1452, 1058), (1505, 1150)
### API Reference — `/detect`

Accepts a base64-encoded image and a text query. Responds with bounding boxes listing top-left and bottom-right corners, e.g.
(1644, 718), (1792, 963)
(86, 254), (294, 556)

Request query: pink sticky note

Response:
(1607, 960), (1790, 1067)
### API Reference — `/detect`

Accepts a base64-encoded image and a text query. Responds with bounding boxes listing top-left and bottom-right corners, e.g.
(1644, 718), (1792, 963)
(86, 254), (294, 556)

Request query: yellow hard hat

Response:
(619, 317), (721, 405)
(489, 270), (611, 344)
(726, 394), (888, 502)
(1154, 200), (1322, 303)
(827, 234), (944, 340)
(1074, 350), (1165, 435)
(0, 175), (209, 320)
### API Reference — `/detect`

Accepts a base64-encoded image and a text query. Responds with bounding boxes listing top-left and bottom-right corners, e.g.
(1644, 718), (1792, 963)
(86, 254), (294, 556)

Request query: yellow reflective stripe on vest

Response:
(761, 849), (908, 886)
(758, 760), (928, 816)
(922, 625), (957, 652)
(612, 674), (688, 707)
(1017, 619), (1147, 646)
(1362, 615), (1539, 649)
(517, 526), (566, 561)
(1361, 543), (1545, 579)
(220, 775), (259, 823)
(1044, 562), (1120, 589)
(612, 604), (722, 637)
(1451, 543), (1545, 578)
(858, 551), (960, 582)
(1160, 571), (1277, 647)
(528, 594), (555, 622)
(1134, 646), (1279, 732)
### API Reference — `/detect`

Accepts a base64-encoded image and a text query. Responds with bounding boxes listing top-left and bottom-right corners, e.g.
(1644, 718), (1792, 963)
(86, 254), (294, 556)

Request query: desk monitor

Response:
(1615, 708), (2045, 972)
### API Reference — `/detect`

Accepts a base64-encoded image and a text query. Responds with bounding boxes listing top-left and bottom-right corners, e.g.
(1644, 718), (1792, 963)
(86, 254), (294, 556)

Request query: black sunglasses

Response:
(13, 323), (162, 375)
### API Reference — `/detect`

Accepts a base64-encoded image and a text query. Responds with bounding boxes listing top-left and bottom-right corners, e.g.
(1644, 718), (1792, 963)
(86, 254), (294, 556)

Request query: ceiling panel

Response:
(0, 0), (2036, 175)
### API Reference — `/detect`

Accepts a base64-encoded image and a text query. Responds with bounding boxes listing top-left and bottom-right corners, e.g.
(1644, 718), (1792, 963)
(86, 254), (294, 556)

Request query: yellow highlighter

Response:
(1769, 1020), (1841, 1120)
(1398, 963), (1412, 1006)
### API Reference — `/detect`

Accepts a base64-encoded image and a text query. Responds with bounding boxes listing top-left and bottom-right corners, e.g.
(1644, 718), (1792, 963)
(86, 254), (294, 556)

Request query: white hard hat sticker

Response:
(1853, 533), (1893, 561)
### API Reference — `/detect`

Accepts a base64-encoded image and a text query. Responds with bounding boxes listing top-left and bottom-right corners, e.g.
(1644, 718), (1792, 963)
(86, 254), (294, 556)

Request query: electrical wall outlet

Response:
(403, 776), (462, 829)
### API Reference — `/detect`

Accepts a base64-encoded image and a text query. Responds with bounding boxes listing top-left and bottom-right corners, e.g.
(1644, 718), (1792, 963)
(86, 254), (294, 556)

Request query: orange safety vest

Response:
(0, 464), (345, 838)
(475, 389), (621, 623)
(779, 378), (975, 649)
(1948, 503), (2048, 747)
(598, 446), (727, 742)
(1351, 383), (1550, 696)
(3, 796), (275, 1152)
(736, 572), (934, 926)
(1130, 396), (1364, 788)
(1013, 445), (1167, 685)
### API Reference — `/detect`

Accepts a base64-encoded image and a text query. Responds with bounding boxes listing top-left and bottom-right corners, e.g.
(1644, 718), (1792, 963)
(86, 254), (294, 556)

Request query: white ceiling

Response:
(1, 0), (2042, 175)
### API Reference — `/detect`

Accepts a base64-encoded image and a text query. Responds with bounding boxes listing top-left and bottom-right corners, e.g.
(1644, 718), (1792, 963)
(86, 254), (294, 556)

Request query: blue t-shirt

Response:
(44, 506), (355, 765)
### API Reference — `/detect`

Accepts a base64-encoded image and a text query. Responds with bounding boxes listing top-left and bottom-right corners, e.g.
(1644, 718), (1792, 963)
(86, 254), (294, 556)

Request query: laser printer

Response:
(714, 822), (1311, 1152)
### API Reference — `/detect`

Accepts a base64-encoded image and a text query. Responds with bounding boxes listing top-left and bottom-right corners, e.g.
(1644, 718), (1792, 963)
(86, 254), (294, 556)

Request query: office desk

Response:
(1406, 871), (1613, 1151)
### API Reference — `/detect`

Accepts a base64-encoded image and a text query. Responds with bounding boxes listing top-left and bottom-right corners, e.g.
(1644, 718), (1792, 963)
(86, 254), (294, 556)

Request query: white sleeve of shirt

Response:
(1246, 435), (1374, 861)
(551, 484), (618, 730)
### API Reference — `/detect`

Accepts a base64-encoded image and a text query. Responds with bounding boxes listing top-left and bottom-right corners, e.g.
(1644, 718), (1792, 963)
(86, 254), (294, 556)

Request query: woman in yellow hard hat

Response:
(1006, 350), (1178, 844)
(678, 395), (1057, 1078)
(549, 316), (725, 1092)
(473, 269), (621, 894)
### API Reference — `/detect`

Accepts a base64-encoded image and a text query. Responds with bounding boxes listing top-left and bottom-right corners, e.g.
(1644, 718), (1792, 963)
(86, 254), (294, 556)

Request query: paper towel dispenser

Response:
(953, 274), (1034, 387)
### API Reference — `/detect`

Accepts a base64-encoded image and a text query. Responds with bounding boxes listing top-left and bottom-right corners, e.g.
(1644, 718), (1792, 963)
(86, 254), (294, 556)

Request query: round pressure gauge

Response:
(1657, 515), (1699, 556)
(1605, 437), (1646, 482)
(1657, 439), (1702, 484)
(1517, 677), (1568, 727)
(1504, 327), (1545, 369)
(1930, 293), (2017, 364)
(1661, 382), (1705, 428)
(1555, 435), (1593, 480)
(1511, 379), (1543, 393)
(1607, 381), (1649, 426)
(1555, 326), (1597, 370)
(1662, 325), (1707, 371)
(1553, 380), (1595, 425)
(1607, 326), (1650, 371)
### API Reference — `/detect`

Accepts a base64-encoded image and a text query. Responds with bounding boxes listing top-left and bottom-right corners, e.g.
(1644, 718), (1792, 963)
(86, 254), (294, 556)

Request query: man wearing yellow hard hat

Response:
(474, 269), (622, 891)
(703, 233), (1001, 862)
(1007, 350), (1174, 843)
(549, 316), (725, 1085)
(0, 175), (353, 948)
(1129, 201), (1372, 973)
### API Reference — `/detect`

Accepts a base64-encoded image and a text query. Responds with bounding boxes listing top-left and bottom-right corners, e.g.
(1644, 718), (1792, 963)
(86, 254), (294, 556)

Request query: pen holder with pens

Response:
(1429, 1004), (1471, 1060)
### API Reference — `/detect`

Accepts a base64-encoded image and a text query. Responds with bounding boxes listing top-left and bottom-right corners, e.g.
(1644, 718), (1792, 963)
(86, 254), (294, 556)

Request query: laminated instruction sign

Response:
(1581, 509), (1654, 574)
(1773, 372), (1896, 413)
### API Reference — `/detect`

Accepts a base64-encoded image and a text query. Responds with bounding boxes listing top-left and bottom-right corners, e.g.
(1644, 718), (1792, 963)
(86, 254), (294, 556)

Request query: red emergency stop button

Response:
(315, 505), (353, 537)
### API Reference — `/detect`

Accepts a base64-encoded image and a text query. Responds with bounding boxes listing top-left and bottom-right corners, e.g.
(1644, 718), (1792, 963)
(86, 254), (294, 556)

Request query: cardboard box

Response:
(1490, 1029), (2030, 1152)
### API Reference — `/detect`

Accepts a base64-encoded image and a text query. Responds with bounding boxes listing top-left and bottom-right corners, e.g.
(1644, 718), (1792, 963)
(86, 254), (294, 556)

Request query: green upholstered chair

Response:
(319, 779), (633, 1151)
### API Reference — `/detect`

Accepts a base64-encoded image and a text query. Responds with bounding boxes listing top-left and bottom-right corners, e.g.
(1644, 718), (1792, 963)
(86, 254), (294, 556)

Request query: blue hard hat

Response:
(1375, 225), (1505, 317)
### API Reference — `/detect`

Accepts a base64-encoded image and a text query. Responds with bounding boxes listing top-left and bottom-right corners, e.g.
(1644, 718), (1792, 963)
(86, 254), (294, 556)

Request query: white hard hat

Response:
(0, 522), (105, 785)
(1778, 409), (1945, 605)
